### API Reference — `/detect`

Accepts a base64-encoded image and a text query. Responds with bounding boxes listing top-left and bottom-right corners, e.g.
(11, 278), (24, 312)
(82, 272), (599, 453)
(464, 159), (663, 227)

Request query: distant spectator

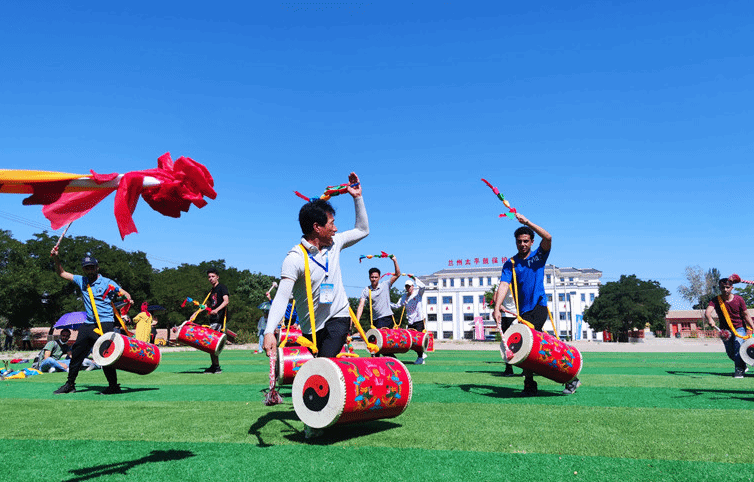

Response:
(38, 329), (72, 373)
(3, 325), (14, 351)
(21, 328), (32, 350)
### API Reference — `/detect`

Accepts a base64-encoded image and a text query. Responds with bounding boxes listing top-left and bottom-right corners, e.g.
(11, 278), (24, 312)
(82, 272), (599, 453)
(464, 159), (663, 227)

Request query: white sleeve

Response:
(340, 196), (369, 248)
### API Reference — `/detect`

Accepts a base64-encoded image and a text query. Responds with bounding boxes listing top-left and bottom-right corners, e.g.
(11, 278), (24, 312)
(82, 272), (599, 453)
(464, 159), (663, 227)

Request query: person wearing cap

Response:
(50, 246), (132, 394)
(393, 274), (427, 364)
(356, 257), (401, 330)
(705, 278), (754, 378)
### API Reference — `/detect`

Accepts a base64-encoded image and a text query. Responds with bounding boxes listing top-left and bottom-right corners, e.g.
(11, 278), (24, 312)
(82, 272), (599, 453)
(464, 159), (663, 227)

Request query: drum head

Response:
(292, 358), (346, 429)
(502, 324), (532, 365)
(365, 328), (384, 350)
(92, 332), (125, 367)
(740, 338), (754, 366)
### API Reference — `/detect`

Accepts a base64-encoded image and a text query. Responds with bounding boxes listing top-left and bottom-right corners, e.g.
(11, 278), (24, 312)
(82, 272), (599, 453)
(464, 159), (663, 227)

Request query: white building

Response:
(417, 264), (602, 341)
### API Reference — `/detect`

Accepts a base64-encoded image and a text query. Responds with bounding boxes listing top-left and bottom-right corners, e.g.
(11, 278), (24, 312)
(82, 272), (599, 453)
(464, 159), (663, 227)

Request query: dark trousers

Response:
(68, 322), (118, 387)
(313, 317), (351, 358)
(373, 315), (393, 329)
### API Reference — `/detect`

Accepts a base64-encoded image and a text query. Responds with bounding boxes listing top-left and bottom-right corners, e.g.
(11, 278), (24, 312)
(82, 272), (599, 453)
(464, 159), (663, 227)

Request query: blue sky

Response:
(1, 1), (752, 309)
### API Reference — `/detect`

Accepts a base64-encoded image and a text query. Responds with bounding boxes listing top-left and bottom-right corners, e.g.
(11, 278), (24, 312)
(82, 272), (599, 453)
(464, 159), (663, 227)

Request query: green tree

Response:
(735, 284), (754, 306)
(584, 275), (670, 342)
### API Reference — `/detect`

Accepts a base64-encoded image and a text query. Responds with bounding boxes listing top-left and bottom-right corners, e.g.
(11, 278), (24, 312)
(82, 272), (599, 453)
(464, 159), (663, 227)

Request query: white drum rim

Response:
(214, 333), (227, 356)
(365, 328), (384, 350)
(292, 358), (346, 429)
(740, 338), (754, 366)
(502, 324), (533, 365)
(92, 332), (125, 367)
(276, 347), (285, 380)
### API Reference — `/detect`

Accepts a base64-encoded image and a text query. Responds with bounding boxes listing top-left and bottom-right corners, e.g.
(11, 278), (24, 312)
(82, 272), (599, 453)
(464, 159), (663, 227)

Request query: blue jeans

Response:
(722, 327), (748, 370)
(40, 357), (69, 373)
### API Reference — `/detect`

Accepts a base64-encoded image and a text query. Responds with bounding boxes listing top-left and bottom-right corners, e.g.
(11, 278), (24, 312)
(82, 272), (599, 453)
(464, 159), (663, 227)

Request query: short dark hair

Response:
(514, 226), (535, 240)
(719, 278), (732, 286)
(60, 328), (71, 335)
(299, 199), (335, 236)
(207, 268), (219, 276)
(369, 267), (381, 277)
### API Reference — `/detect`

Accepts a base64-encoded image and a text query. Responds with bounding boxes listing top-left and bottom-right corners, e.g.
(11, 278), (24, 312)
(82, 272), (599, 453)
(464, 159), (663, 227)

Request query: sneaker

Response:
(562, 378), (582, 395)
(502, 365), (516, 377)
(204, 365), (222, 374)
(102, 384), (122, 395)
(734, 368), (745, 379)
(422, 353), (428, 359)
(414, 357), (424, 365)
(304, 425), (324, 440)
(521, 379), (538, 397)
(53, 382), (76, 394)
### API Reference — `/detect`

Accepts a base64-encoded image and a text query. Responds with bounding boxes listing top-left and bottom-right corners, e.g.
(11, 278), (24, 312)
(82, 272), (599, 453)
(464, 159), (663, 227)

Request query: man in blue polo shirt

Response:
(493, 213), (580, 397)
(51, 247), (132, 395)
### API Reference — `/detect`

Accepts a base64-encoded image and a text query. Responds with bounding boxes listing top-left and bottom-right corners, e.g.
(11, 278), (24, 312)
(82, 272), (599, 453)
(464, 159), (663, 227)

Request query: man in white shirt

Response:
(356, 257), (401, 329)
(263, 172), (368, 358)
(394, 275), (427, 364)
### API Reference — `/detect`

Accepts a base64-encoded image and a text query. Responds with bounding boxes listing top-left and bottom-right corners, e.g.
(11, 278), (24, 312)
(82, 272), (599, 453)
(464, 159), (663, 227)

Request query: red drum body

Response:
(292, 357), (413, 429)
(92, 333), (161, 375)
(175, 321), (226, 356)
(740, 338), (754, 366)
(406, 329), (429, 353)
(427, 331), (435, 352)
(276, 346), (314, 385)
(365, 328), (412, 355)
(278, 327), (304, 346)
(502, 324), (582, 383)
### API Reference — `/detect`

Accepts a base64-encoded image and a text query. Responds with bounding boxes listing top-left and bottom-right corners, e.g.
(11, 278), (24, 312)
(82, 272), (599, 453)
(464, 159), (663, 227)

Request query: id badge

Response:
(320, 283), (334, 304)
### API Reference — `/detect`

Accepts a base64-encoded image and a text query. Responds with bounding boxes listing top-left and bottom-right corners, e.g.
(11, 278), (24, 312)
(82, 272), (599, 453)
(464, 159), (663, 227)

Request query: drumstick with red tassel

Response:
(730, 274), (754, 285)
(264, 352), (284, 406)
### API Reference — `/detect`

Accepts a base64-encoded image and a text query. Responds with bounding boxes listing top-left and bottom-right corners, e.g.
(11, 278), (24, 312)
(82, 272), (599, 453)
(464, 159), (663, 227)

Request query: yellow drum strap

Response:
(348, 306), (379, 353)
(509, 259), (535, 330)
(279, 300), (297, 348)
(296, 244), (318, 354)
(718, 295), (752, 340)
(86, 284), (104, 336)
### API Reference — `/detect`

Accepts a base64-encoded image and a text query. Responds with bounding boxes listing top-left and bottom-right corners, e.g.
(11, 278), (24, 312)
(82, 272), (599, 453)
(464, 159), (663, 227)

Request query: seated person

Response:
(39, 329), (72, 373)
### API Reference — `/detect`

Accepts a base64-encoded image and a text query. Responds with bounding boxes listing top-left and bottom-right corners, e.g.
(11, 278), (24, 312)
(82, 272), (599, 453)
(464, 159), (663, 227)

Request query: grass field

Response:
(2, 348), (753, 481)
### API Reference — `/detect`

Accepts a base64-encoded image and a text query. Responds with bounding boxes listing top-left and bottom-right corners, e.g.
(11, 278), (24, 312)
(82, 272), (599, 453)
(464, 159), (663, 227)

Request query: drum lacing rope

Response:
(717, 295), (752, 340)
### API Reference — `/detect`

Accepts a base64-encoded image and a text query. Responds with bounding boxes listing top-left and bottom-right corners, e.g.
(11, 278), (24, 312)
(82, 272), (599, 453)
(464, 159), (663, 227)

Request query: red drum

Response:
(276, 346), (314, 385)
(365, 328), (412, 355)
(292, 357), (413, 429)
(406, 329), (429, 353)
(277, 327), (304, 346)
(502, 324), (582, 383)
(92, 332), (161, 375)
(174, 321), (226, 356)
(427, 331), (435, 352)
(740, 338), (754, 366)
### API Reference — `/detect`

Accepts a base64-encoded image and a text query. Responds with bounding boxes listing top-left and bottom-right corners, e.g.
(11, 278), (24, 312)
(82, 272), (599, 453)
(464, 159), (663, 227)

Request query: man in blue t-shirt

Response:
(50, 247), (132, 395)
(493, 213), (580, 397)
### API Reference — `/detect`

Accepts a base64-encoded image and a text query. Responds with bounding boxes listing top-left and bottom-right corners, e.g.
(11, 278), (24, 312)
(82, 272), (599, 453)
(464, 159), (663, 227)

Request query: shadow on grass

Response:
(64, 386), (159, 395)
(287, 420), (402, 445)
(440, 382), (562, 399)
(678, 388), (754, 402)
(667, 370), (734, 378)
(63, 449), (195, 482)
(248, 410), (300, 447)
(466, 369), (523, 377)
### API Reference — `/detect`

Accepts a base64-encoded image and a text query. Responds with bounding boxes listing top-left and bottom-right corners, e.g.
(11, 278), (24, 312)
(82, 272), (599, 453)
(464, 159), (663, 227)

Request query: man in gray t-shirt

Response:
(356, 256), (400, 329)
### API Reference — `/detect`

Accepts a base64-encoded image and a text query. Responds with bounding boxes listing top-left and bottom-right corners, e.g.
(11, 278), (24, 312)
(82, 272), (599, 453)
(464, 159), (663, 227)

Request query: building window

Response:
(581, 293), (585, 302)
(450, 279), (455, 287)
(468, 277), (473, 286)
(566, 294), (571, 301)
(560, 313), (567, 320)
(442, 279), (447, 288)
(547, 294), (553, 303)
(559, 294), (565, 302)
(546, 274), (551, 284)
(460, 278), (464, 287)
(478, 295), (485, 304)
(569, 277), (574, 282)
(560, 277), (565, 283)
(590, 293), (595, 301)
(442, 296), (453, 304)
(487, 277), (492, 285)
(443, 331), (453, 339)
(463, 296), (473, 304)
(481, 313), (490, 320)
(427, 297), (437, 305)
(463, 314), (474, 321)
(479, 277), (484, 286)
(428, 314), (437, 322)
(442, 314), (453, 322)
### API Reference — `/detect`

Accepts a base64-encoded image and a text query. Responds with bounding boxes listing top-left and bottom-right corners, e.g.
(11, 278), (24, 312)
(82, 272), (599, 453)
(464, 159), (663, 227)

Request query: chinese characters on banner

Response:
(448, 257), (508, 267)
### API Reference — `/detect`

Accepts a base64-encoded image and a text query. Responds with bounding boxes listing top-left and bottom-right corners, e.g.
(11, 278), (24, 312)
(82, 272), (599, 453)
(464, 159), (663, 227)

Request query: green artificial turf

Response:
(2, 349), (753, 481)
